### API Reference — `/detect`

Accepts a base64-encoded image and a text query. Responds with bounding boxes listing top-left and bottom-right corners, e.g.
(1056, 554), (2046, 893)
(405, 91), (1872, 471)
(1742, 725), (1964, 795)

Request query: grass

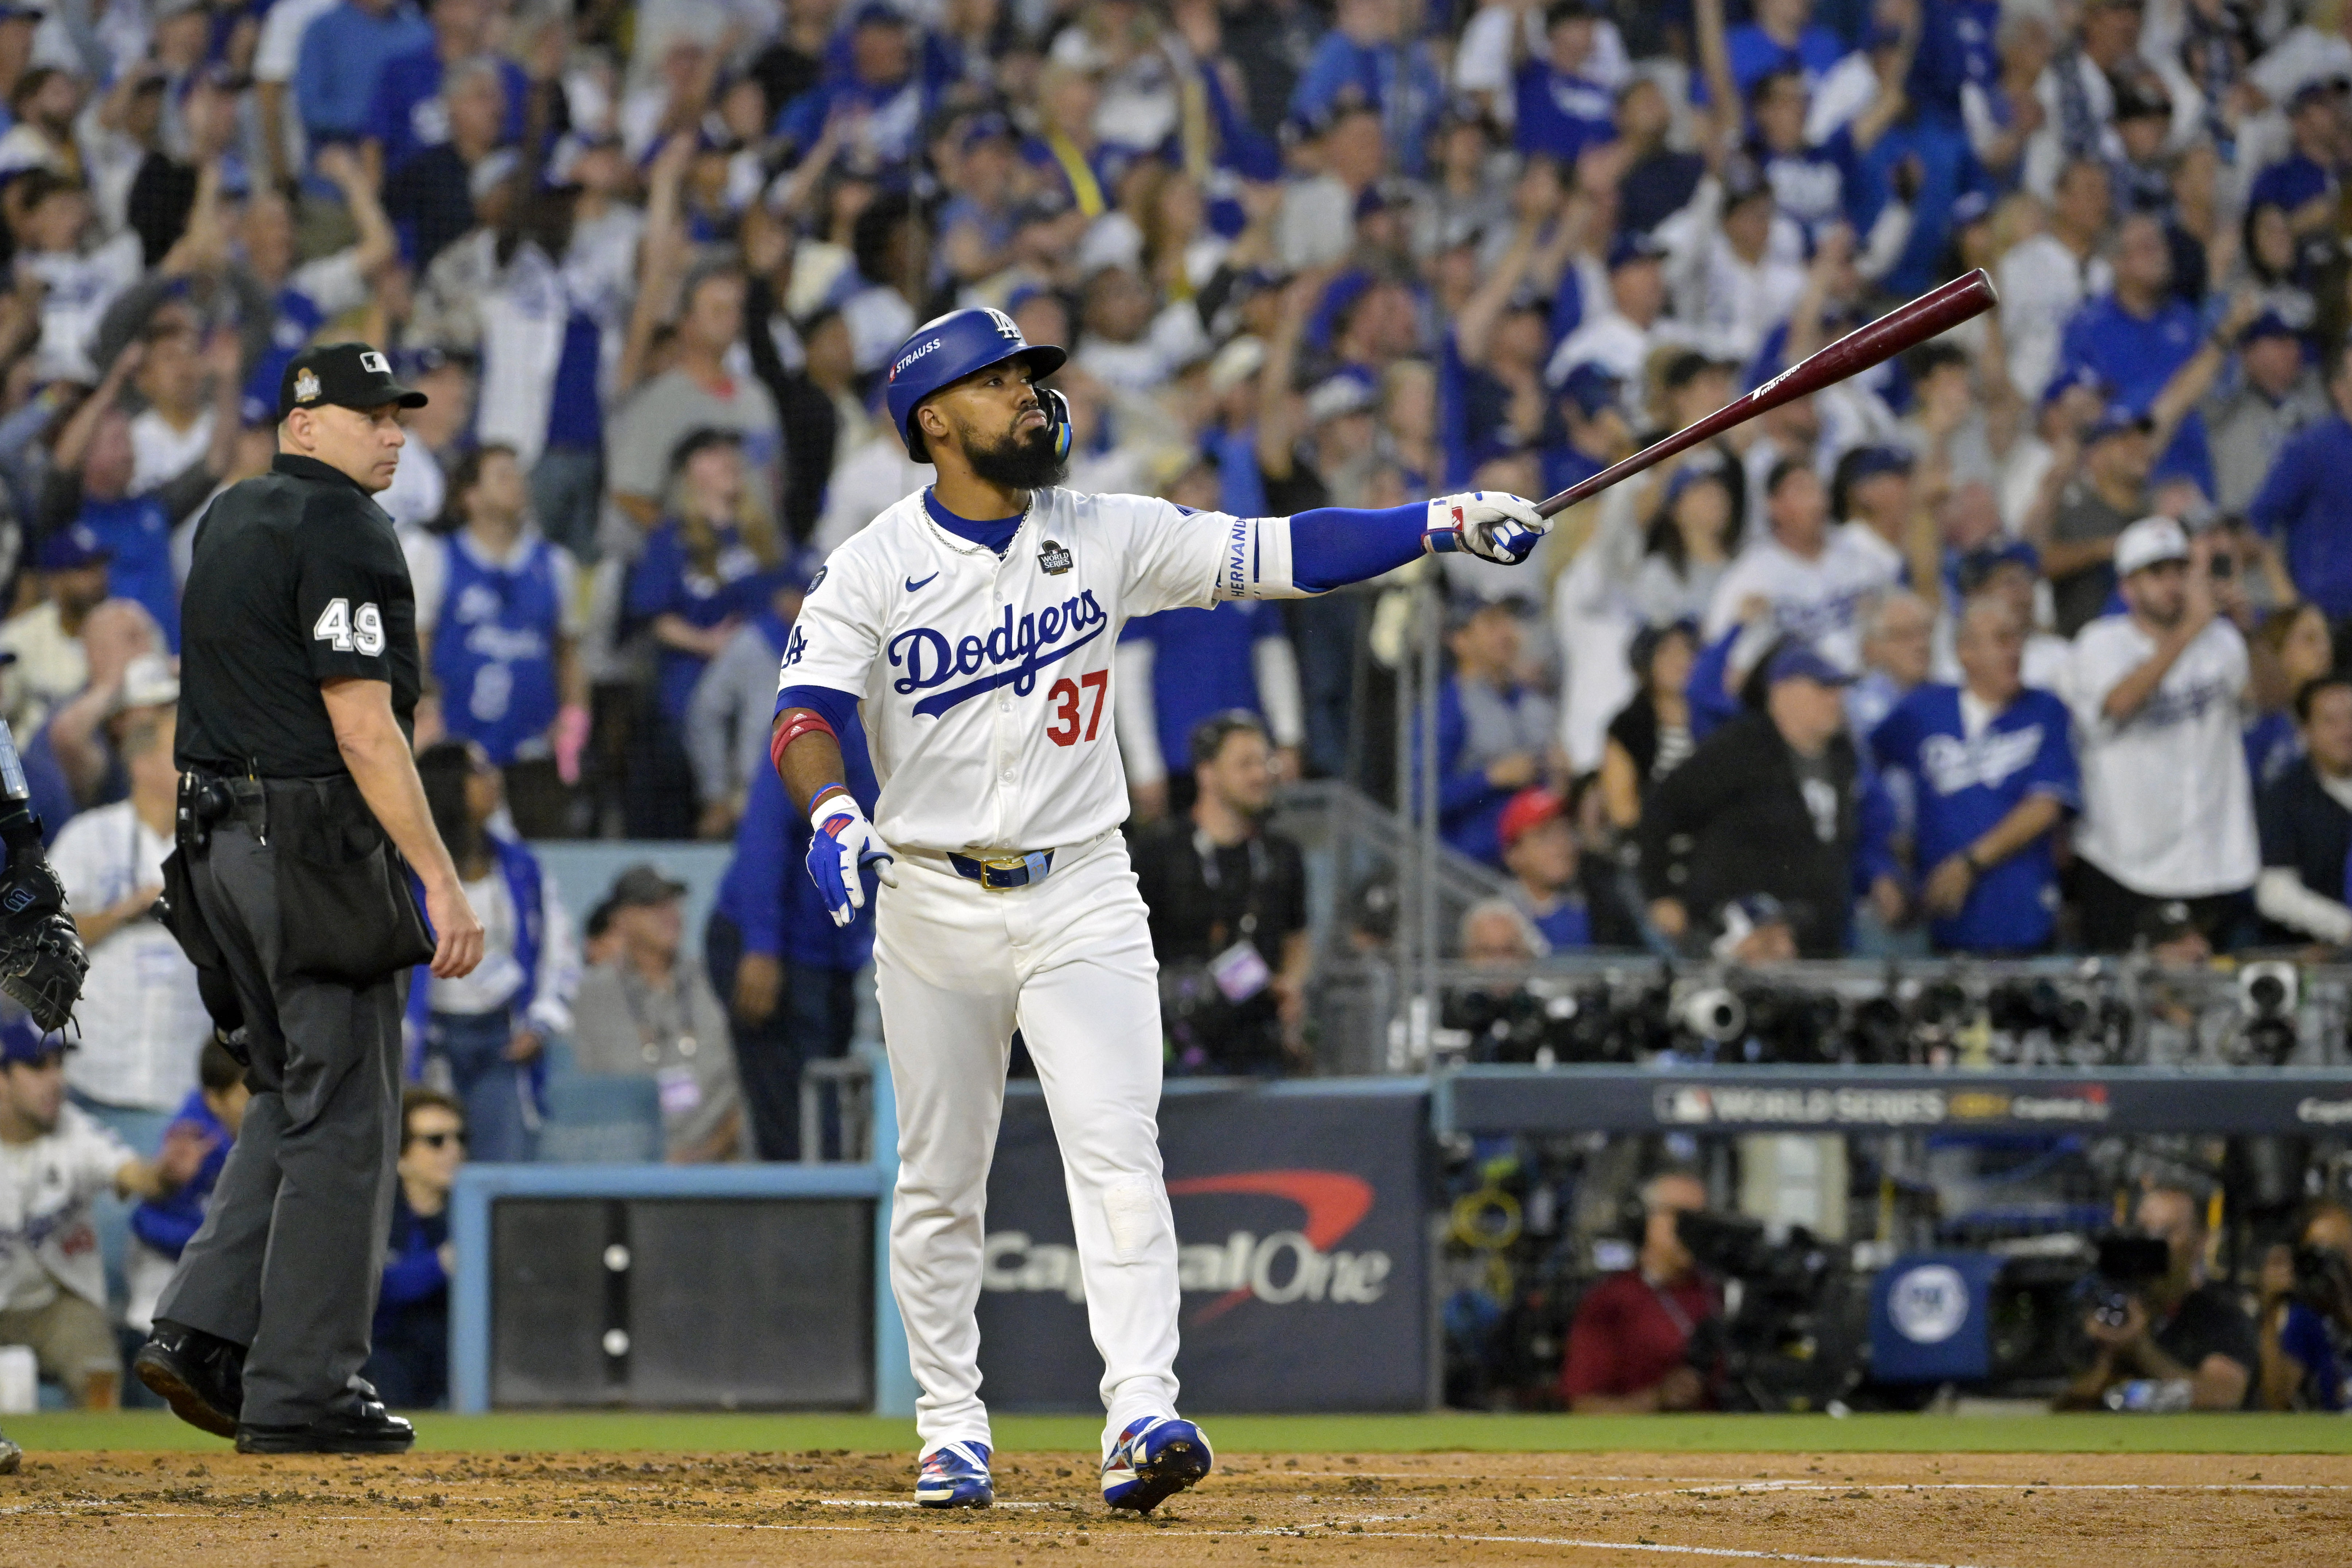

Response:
(9, 1409), (2352, 1456)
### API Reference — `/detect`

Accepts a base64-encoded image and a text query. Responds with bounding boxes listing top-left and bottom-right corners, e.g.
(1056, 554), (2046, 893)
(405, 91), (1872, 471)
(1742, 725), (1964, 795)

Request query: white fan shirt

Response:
(2061, 614), (2258, 897)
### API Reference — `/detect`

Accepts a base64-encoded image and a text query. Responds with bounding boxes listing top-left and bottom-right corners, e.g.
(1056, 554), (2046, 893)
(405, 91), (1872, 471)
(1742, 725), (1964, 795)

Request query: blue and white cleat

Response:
(1100, 1415), (1213, 1514)
(916, 1440), (994, 1508)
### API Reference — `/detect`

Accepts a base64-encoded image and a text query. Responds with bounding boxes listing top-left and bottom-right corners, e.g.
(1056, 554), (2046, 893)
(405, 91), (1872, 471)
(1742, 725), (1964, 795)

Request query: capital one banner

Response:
(974, 1081), (1430, 1411)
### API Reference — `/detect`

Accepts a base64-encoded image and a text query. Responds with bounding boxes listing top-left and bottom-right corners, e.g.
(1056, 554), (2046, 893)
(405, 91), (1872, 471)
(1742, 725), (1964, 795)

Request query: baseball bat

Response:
(1533, 267), (2000, 519)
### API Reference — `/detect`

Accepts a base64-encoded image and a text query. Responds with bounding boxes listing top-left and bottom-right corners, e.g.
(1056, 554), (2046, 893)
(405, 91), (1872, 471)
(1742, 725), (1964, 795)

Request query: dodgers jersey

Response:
(1870, 684), (2080, 952)
(781, 486), (1239, 853)
(1700, 528), (1900, 674)
(2062, 614), (2258, 898)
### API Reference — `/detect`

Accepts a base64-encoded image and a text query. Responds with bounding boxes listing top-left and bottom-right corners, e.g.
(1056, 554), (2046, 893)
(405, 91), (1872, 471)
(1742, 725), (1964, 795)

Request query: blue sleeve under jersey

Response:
(1286, 503), (1428, 593)
(775, 682), (862, 733)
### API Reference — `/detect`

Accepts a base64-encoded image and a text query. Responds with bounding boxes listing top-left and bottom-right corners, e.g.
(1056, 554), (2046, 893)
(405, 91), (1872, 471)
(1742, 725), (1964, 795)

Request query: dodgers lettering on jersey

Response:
(1917, 726), (2046, 794)
(885, 588), (1110, 716)
(1700, 531), (1900, 674)
(1761, 133), (1857, 244)
(781, 486), (1237, 853)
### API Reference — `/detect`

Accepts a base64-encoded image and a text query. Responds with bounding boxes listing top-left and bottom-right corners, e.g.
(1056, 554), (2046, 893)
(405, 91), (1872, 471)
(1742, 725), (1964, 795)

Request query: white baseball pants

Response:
(873, 832), (1181, 1455)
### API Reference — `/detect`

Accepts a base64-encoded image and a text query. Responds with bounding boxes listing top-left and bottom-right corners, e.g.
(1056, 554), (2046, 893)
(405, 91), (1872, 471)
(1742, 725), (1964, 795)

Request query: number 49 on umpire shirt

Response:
(177, 452), (422, 777)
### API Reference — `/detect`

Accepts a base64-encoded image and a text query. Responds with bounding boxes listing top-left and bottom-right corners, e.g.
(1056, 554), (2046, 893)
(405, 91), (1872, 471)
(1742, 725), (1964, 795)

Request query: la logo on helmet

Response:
(985, 309), (1021, 343)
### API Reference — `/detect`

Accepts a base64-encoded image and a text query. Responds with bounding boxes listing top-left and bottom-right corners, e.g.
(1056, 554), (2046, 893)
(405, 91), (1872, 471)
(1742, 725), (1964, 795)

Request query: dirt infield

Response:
(6, 1447), (2348, 1565)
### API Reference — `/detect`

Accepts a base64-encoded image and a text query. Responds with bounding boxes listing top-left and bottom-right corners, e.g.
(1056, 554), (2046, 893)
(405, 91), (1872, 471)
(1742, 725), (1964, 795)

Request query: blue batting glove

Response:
(1424, 491), (1551, 565)
(806, 794), (899, 927)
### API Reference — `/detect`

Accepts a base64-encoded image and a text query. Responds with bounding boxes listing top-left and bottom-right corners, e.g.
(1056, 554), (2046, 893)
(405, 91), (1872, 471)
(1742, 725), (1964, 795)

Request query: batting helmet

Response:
(884, 307), (1070, 464)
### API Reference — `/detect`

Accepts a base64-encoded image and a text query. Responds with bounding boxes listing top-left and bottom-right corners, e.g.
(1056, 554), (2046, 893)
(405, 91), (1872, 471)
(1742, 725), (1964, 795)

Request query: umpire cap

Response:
(279, 341), (429, 421)
(884, 307), (1066, 463)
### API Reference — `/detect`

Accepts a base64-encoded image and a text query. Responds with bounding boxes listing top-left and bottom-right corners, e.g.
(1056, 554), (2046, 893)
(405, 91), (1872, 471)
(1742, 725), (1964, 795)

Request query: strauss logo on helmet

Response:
(891, 338), (944, 381)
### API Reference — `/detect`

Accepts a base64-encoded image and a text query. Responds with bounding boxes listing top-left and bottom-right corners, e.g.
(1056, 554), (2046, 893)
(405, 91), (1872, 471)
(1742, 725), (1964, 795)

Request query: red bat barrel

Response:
(1534, 268), (2000, 519)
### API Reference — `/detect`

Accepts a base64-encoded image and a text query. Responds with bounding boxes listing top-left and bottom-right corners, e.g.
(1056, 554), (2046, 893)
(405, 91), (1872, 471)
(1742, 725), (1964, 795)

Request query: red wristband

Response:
(771, 708), (837, 777)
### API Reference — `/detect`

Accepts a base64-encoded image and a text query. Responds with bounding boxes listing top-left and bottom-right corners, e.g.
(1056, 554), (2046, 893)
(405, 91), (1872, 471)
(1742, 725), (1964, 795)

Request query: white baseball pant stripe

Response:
(874, 833), (1181, 1455)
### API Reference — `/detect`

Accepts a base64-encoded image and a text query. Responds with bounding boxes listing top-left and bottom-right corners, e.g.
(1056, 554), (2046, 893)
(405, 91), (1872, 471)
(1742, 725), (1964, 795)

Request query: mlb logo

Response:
(359, 351), (391, 374)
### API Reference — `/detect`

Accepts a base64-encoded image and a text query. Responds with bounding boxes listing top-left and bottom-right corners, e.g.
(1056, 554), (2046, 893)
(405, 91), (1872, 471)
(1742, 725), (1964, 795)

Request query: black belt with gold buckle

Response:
(947, 850), (1054, 890)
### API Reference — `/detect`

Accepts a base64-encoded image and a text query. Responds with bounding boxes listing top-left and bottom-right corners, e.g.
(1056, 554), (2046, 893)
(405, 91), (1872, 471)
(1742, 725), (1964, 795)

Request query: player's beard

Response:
(962, 415), (1067, 491)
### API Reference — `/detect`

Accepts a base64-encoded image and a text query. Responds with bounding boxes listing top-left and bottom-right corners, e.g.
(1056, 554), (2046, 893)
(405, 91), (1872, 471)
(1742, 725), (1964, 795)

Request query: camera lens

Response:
(1681, 987), (1744, 1043)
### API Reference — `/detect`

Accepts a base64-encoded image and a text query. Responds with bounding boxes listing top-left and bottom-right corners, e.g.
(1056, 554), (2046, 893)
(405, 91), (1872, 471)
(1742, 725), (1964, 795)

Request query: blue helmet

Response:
(884, 307), (1069, 464)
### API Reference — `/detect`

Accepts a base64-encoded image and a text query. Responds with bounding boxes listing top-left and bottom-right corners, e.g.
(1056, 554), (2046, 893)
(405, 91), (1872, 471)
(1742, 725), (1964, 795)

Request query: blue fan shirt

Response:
(1870, 683), (2080, 952)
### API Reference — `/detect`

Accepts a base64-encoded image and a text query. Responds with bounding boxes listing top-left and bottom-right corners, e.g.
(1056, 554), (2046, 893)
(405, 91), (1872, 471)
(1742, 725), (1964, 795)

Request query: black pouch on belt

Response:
(159, 775), (239, 1034)
(266, 775), (436, 984)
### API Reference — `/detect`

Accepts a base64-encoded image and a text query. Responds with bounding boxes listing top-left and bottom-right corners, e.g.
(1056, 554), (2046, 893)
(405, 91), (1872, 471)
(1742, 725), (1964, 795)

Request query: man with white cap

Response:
(48, 655), (208, 1131)
(2061, 515), (2279, 953)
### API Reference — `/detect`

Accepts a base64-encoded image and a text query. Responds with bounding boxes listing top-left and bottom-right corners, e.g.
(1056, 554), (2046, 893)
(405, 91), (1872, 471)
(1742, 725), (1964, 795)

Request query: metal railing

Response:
(1264, 773), (1515, 1075)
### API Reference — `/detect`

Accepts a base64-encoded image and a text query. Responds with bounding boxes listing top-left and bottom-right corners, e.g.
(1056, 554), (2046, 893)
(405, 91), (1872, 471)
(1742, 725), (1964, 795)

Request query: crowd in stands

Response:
(5, 0), (2352, 1405)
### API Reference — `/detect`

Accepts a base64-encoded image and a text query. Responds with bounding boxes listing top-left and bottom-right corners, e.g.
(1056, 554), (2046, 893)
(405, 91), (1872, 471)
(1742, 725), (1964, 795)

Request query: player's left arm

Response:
(1123, 492), (1552, 615)
(1214, 494), (1552, 602)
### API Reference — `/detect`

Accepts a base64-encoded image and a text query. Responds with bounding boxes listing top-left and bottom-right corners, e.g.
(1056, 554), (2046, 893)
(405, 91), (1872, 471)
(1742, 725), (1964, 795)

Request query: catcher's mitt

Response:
(0, 849), (87, 1034)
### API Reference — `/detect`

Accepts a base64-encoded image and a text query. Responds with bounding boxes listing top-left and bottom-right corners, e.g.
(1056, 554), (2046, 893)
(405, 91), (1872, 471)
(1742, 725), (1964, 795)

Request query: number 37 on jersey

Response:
(1045, 669), (1107, 746)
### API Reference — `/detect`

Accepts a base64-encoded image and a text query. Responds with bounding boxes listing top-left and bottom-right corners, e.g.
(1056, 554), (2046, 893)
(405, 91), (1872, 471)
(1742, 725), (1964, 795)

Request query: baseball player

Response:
(769, 308), (1548, 1513)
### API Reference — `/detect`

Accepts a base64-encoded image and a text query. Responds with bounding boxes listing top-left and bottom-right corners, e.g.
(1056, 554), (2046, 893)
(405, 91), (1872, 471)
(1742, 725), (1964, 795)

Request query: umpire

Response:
(131, 342), (485, 1454)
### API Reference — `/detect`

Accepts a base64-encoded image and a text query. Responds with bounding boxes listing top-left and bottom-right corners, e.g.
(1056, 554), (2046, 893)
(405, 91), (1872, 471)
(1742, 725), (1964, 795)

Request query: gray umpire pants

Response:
(153, 817), (405, 1427)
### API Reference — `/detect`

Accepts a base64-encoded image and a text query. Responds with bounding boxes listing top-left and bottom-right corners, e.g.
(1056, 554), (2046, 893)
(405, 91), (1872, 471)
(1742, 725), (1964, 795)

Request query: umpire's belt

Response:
(947, 850), (1054, 891)
(180, 773), (267, 840)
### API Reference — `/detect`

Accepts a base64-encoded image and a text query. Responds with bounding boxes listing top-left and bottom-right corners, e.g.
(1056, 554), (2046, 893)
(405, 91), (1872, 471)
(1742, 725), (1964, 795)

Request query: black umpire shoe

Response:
(133, 1320), (247, 1439)
(237, 1382), (415, 1455)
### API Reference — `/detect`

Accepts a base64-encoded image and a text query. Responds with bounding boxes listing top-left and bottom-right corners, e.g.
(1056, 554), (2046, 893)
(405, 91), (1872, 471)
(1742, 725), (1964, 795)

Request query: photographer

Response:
(1560, 1170), (1720, 1412)
(2256, 1203), (2352, 1411)
(1130, 712), (1311, 1075)
(2058, 1184), (2256, 1412)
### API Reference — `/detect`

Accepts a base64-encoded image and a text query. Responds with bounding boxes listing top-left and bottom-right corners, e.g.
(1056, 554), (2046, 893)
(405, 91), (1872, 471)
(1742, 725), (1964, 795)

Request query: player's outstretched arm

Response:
(1218, 492), (1550, 602)
(772, 697), (897, 927)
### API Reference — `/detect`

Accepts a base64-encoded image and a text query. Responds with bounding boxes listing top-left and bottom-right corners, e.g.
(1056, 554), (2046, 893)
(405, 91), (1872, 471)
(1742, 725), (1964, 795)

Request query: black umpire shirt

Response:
(177, 453), (420, 779)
